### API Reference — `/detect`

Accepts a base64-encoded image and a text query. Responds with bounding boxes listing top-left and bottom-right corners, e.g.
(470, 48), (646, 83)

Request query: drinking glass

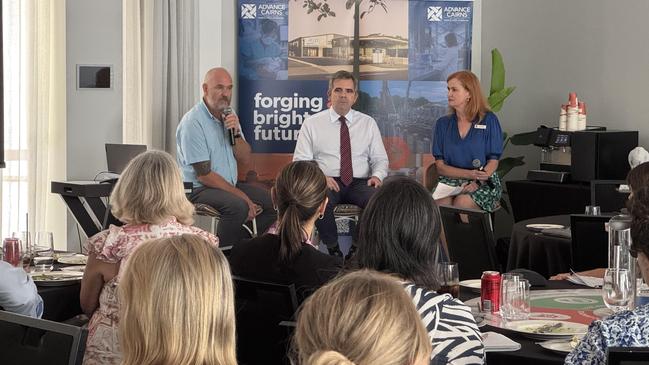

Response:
(3, 238), (21, 267)
(436, 262), (460, 298)
(13, 231), (33, 272)
(602, 268), (632, 312)
(32, 231), (54, 272)
(500, 273), (522, 320)
(585, 205), (601, 215)
(514, 279), (531, 320)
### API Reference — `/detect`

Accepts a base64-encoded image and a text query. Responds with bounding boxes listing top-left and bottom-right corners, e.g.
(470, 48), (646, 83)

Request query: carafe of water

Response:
(608, 214), (636, 309)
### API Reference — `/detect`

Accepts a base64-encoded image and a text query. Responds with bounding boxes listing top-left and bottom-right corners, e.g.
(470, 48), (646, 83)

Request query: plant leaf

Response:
(509, 131), (538, 146)
(488, 86), (515, 112)
(496, 156), (525, 178)
(490, 48), (505, 95)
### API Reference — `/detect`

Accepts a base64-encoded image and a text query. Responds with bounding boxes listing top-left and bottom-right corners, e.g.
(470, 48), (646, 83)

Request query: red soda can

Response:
(480, 271), (501, 313)
(3, 237), (21, 267)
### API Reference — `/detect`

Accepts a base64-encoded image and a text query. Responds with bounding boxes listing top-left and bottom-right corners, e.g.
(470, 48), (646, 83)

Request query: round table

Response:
(35, 262), (84, 322)
(506, 215), (572, 278)
(460, 280), (597, 365)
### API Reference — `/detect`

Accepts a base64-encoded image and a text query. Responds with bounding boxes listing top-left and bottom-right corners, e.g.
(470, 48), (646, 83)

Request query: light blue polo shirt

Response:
(176, 100), (238, 187)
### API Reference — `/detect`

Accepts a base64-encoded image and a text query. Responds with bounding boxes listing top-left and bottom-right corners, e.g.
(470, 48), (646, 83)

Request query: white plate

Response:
(538, 341), (573, 354)
(505, 320), (588, 340)
(460, 279), (481, 292)
(60, 265), (86, 272)
(30, 271), (84, 286)
(525, 223), (565, 231)
(57, 254), (88, 265)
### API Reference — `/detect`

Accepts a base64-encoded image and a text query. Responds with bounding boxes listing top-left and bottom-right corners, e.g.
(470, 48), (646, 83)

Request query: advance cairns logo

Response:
(428, 5), (471, 22)
(241, 4), (257, 19)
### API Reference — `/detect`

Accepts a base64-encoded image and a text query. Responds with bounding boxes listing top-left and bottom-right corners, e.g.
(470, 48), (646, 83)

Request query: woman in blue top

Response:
(432, 70), (503, 212)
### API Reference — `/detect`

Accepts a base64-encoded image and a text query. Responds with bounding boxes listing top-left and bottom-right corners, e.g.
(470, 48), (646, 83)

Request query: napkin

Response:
(482, 331), (521, 352)
(567, 273), (603, 288)
(432, 182), (463, 200)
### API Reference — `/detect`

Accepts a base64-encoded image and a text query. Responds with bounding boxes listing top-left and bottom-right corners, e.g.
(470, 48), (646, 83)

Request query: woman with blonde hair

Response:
(432, 70), (503, 213)
(80, 150), (218, 365)
(119, 234), (236, 365)
(292, 270), (431, 365)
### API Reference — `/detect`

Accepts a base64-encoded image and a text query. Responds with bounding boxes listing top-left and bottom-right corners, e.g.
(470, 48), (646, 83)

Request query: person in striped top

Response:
(350, 176), (484, 364)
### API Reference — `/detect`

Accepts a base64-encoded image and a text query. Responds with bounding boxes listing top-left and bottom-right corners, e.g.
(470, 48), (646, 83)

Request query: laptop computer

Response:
(105, 143), (147, 174)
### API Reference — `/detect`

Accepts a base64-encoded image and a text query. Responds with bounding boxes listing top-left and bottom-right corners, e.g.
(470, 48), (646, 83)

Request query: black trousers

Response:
(316, 177), (377, 248)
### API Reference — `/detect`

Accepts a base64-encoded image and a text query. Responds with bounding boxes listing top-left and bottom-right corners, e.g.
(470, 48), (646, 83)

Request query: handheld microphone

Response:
(223, 107), (236, 146)
(472, 159), (495, 189)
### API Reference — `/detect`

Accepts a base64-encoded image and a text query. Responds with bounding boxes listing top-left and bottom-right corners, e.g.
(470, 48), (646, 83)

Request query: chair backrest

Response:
(0, 310), (88, 365)
(438, 205), (500, 280)
(232, 276), (299, 320)
(607, 346), (649, 365)
(232, 276), (298, 365)
(590, 179), (629, 213)
(570, 214), (613, 271)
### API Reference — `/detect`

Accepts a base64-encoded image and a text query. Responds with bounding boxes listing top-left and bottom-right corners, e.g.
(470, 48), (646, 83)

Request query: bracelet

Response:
(234, 133), (242, 139)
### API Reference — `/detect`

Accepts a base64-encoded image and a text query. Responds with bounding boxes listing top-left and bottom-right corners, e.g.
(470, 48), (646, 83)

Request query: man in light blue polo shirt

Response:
(0, 261), (43, 318)
(176, 67), (274, 245)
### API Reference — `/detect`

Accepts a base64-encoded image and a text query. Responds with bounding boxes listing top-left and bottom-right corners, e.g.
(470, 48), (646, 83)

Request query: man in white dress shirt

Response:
(293, 70), (388, 256)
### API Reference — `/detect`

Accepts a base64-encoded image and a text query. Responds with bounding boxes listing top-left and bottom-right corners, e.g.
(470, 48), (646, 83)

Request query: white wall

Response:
(66, 0), (122, 250)
(481, 0), (649, 181)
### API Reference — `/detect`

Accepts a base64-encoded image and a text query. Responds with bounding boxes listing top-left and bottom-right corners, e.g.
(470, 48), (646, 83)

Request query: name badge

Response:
(474, 124), (487, 129)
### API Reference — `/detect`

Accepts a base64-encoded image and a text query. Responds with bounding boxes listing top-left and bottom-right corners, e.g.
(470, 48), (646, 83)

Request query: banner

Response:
(237, 0), (474, 184)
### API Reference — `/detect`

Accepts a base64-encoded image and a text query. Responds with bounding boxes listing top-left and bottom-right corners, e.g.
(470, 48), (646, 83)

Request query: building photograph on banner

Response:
(237, 0), (475, 185)
(357, 0), (409, 80)
(287, 0), (354, 80)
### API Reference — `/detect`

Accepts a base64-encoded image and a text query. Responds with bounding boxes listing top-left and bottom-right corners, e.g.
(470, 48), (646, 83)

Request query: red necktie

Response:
(339, 116), (353, 186)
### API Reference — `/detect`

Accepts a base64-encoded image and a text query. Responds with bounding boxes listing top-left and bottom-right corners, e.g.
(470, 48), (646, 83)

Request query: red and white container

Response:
(480, 271), (501, 313)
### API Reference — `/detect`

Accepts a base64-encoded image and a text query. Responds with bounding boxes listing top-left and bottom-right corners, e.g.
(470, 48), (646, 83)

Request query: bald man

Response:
(176, 67), (274, 245)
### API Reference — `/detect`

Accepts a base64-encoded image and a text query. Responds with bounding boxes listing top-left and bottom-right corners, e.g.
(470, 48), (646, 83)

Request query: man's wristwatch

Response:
(234, 132), (242, 139)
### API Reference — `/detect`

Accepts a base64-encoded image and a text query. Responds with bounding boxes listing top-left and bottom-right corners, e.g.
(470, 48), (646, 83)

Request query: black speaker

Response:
(571, 130), (638, 182)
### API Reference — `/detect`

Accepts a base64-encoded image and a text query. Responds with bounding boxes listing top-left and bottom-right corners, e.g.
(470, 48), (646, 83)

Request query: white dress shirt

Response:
(0, 261), (43, 318)
(293, 108), (389, 181)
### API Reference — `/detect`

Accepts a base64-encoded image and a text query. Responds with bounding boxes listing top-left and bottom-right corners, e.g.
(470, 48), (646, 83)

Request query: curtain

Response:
(2, 0), (67, 247)
(123, 0), (199, 153)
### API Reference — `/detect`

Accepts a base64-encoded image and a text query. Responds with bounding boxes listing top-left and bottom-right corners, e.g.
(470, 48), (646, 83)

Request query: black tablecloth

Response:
(460, 280), (586, 365)
(37, 263), (83, 322)
(506, 180), (590, 222)
(506, 215), (572, 278)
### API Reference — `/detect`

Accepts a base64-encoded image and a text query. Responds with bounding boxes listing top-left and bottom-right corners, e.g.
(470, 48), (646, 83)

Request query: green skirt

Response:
(437, 172), (503, 212)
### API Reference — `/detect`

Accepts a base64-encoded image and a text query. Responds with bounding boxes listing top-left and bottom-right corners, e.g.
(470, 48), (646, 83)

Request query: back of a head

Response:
(627, 161), (649, 193)
(110, 150), (194, 225)
(629, 186), (649, 257)
(355, 176), (441, 290)
(274, 161), (327, 263)
(119, 234), (236, 365)
(293, 270), (431, 365)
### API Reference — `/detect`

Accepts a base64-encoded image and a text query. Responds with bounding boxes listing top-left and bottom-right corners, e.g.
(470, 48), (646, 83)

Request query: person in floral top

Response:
(566, 183), (649, 364)
(79, 150), (218, 365)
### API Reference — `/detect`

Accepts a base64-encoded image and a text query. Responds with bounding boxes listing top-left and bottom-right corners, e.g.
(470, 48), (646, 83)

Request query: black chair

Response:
(0, 310), (88, 365)
(233, 276), (298, 365)
(439, 206), (500, 280)
(607, 346), (649, 365)
(569, 214), (613, 272)
(590, 179), (629, 213)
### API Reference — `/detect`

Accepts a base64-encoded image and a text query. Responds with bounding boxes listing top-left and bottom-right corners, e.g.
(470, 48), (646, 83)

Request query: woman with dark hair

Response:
(566, 185), (649, 364)
(352, 176), (484, 364)
(230, 161), (342, 299)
